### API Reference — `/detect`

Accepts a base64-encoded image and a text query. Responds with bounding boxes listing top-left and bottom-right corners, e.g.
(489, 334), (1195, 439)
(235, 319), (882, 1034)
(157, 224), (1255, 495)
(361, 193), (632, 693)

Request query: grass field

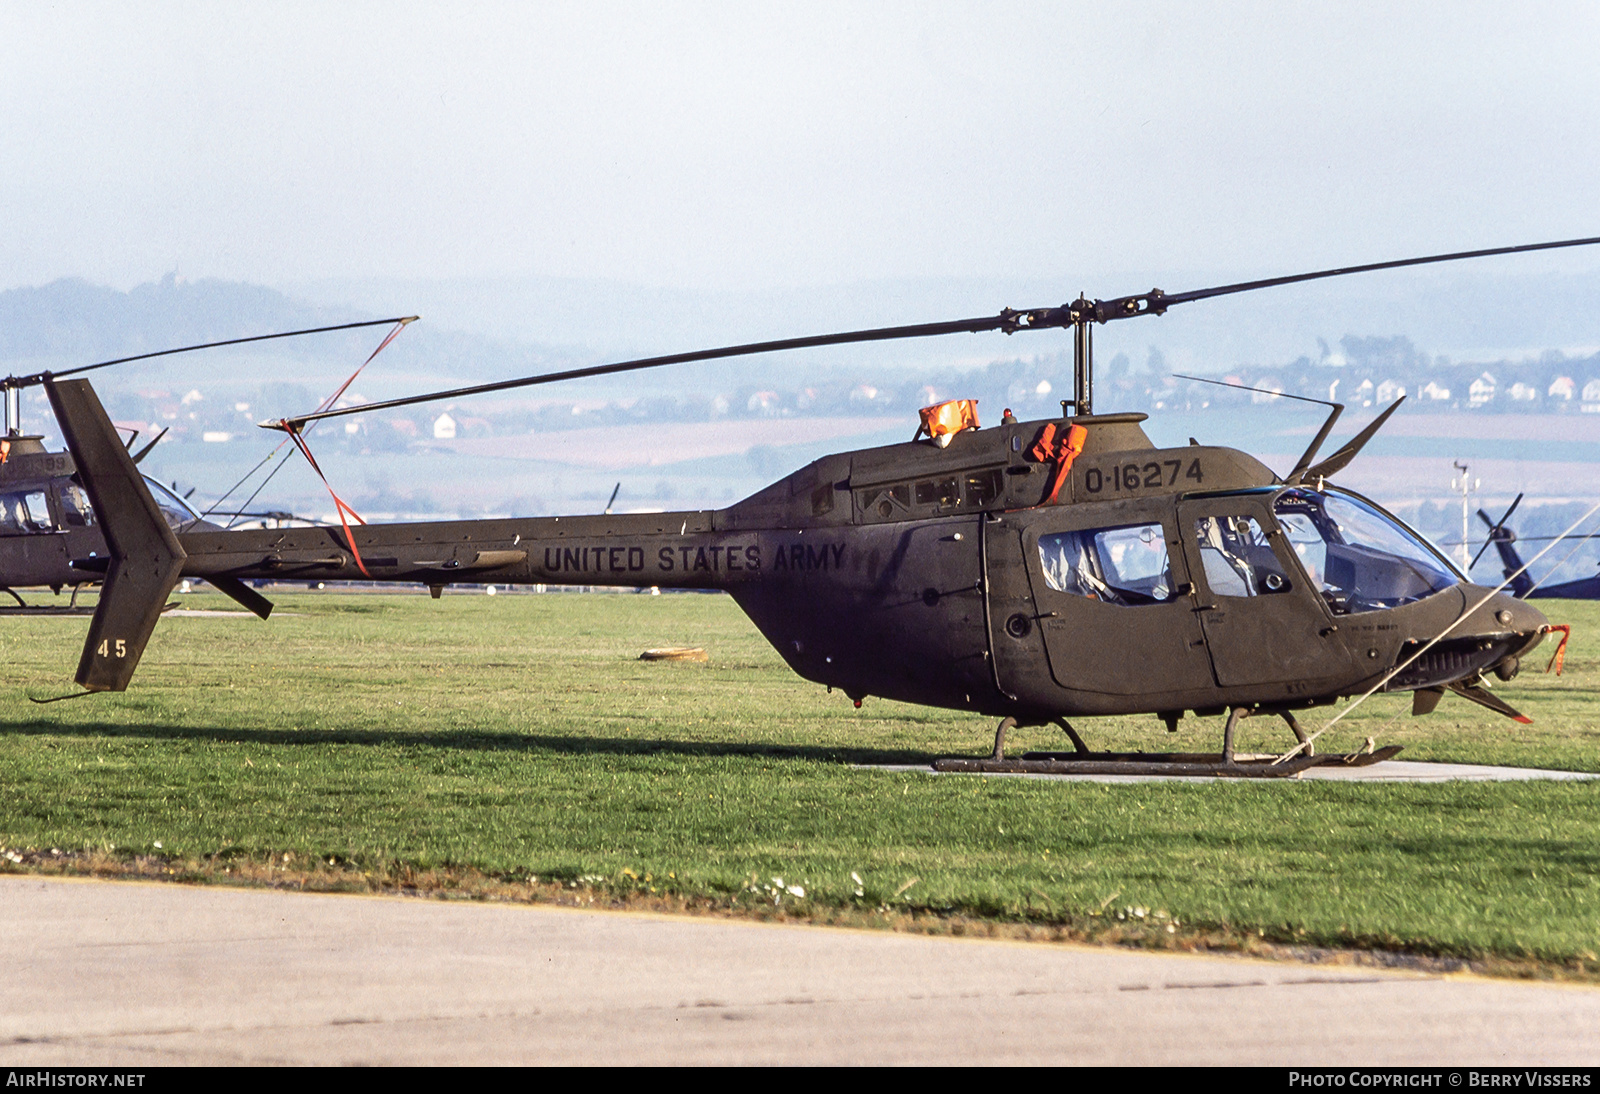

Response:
(1, 589), (1597, 978)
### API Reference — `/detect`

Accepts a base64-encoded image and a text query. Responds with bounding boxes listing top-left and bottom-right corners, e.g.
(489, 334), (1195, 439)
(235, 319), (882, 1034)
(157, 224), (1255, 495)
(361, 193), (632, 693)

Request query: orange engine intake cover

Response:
(919, 399), (980, 446)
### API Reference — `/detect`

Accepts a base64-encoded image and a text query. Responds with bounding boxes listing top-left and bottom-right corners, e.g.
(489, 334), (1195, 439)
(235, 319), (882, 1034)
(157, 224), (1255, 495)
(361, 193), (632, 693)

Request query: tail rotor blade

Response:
(1470, 492), (1525, 570)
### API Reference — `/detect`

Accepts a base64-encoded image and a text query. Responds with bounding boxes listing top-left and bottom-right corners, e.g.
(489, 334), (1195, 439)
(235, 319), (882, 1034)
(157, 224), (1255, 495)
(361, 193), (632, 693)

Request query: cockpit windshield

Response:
(1273, 488), (1460, 614)
(144, 477), (203, 531)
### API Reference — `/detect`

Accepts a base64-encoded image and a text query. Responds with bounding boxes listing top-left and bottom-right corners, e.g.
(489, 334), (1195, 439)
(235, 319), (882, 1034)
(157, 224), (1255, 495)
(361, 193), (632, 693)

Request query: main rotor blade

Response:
(1500, 492), (1523, 527)
(1486, 532), (1600, 544)
(266, 313), (1025, 429)
(1445, 531), (1600, 547)
(7, 316), (419, 387)
(269, 234), (1600, 429)
(1149, 235), (1600, 311)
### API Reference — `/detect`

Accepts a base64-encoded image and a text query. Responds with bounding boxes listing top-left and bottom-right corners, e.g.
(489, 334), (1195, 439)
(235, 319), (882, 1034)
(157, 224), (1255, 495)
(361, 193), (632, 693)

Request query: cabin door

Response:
(1176, 495), (1355, 689)
(1013, 502), (1214, 696)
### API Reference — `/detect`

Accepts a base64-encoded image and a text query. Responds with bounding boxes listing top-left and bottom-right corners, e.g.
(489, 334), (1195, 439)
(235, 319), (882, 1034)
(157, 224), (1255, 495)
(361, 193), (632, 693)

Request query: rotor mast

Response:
(1070, 296), (1093, 416)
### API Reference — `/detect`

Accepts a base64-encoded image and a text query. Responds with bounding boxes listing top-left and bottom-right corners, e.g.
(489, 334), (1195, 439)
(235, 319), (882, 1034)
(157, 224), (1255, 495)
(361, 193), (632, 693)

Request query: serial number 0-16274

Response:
(1080, 458), (1203, 495)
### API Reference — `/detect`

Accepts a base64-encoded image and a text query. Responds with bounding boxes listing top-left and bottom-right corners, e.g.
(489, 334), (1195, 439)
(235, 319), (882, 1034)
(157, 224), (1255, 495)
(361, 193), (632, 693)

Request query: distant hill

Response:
(0, 275), (582, 383)
(0, 275), (359, 362)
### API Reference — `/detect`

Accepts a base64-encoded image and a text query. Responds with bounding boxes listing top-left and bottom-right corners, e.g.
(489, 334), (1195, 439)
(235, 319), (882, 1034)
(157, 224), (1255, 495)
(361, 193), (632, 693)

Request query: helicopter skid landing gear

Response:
(990, 716), (1016, 761)
(987, 715), (1087, 761)
(0, 584), (96, 616)
(933, 707), (1401, 778)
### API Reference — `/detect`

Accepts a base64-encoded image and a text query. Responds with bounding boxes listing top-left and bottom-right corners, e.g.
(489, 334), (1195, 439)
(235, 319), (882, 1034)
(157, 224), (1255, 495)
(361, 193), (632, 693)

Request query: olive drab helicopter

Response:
(0, 318), (415, 609)
(32, 237), (1600, 777)
(0, 424), (190, 610)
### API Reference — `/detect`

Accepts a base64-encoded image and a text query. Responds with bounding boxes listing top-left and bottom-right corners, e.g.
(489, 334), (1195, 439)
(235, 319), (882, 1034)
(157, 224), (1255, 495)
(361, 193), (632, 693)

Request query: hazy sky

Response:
(6, 1), (1600, 294)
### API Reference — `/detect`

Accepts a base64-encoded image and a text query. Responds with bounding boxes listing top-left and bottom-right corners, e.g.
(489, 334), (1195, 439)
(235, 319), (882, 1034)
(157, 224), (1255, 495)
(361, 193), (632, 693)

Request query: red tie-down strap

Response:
(1028, 423), (1088, 506)
(207, 318), (414, 527)
(1542, 623), (1571, 675)
(279, 422), (372, 578)
(317, 318), (414, 415)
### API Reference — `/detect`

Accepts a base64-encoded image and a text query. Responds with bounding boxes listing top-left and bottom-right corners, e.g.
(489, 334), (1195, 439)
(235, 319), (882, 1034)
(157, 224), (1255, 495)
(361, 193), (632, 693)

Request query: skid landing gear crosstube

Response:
(934, 708), (1403, 779)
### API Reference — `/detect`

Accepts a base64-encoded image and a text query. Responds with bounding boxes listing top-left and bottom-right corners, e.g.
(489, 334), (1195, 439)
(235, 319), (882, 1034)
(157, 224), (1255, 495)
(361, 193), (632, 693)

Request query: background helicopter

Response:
(35, 238), (1600, 777)
(0, 317), (413, 609)
(1474, 494), (1600, 599)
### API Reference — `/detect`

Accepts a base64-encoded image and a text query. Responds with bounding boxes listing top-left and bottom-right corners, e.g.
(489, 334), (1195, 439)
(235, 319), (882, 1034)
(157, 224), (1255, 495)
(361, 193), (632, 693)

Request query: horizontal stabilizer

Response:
(207, 576), (274, 620)
(1447, 680), (1532, 724)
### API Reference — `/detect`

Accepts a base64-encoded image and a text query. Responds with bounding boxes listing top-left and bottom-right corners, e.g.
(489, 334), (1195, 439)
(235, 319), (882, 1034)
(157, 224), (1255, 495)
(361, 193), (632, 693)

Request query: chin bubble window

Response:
(1038, 523), (1174, 605)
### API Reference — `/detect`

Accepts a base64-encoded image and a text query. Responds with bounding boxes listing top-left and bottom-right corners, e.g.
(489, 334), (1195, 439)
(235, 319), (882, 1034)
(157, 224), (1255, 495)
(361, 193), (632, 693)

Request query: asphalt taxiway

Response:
(2, 875), (1596, 1066)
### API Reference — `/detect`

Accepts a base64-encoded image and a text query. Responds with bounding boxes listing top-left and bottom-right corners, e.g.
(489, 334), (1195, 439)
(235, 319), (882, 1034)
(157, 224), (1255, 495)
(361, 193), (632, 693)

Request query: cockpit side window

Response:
(57, 483), (94, 527)
(1192, 514), (1291, 597)
(0, 490), (56, 535)
(1038, 523), (1174, 605)
(22, 491), (53, 531)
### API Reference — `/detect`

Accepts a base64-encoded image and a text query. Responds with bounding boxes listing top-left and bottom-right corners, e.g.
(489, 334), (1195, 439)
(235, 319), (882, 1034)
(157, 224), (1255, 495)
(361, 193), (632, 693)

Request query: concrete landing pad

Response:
(163, 609), (264, 618)
(162, 609), (301, 618)
(858, 760), (1599, 784)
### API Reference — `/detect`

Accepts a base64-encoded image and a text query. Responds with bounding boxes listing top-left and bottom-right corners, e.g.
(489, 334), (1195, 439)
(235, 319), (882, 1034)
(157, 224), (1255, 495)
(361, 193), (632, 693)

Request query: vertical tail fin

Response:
(45, 379), (186, 691)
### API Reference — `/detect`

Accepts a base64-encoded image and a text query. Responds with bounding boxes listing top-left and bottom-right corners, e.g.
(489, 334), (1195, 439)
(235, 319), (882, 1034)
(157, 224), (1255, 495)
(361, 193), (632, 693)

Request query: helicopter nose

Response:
(1471, 587), (1549, 678)
(1489, 591), (1546, 639)
(1389, 586), (1550, 693)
